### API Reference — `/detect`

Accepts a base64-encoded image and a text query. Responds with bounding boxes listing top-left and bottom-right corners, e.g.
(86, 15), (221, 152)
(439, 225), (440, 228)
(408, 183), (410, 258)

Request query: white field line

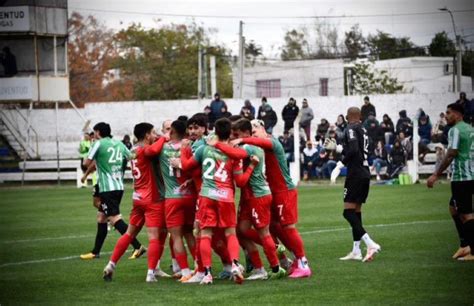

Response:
(0, 219), (450, 269)
(1, 234), (94, 244)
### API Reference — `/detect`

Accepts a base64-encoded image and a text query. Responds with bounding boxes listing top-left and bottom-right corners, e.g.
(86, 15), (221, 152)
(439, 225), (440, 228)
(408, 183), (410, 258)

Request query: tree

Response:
(68, 12), (132, 104)
(281, 29), (310, 60)
(345, 24), (367, 60)
(245, 40), (263, 66)
(367, 31), (424, 60)
(114, 22), (233, 100)
(351, 62), (404, 94)
(428, 31), (455, 57)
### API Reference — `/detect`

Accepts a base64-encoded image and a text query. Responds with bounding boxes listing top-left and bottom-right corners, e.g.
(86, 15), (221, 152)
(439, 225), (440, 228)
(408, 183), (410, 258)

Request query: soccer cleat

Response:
(217, 270), (232, 280)
(199, 273), (213, 285)
(154, 269), (172, 278)
(128, 246), (147, 259)
(246, 268), (268, 280)
(178, 274), (193, 283)
(279, 257), (293, 271)
(288, 266), (312, 278)
(287, 260), (298, 275)
(172, 272), (183, 279)
(339, 252), (363, 261)
(182, 272), (205, 284)
(268, 267), (287, 280)
(146, 273), (158, 283)
(103, 263), (115, 282)
(80, 252), (99, 260)
(452, 246), (471, 259)
(457, 254), (474, 261)
(231, 264), (244, 285)
(363, 243), (381, 262)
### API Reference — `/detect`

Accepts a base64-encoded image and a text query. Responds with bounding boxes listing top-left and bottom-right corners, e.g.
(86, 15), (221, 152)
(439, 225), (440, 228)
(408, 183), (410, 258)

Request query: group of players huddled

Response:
(79, 106), (387, 285)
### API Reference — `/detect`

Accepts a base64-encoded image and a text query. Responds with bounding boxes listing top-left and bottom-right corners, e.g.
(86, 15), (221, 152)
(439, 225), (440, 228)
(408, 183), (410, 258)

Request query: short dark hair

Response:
(261, 96), (267, 102)
(214, 118), (231, 140)
(448, 103), (464, 115)
(171, 120), (187, 138)
(229, 115), (243, 122)
(177, 115), (188, 124)
(188, 113), (208, 128)
(133, 122), (154, 141)
(93, 122), (111, 138)
(364, 96), (370, 101)
(232, 118), (252, 133)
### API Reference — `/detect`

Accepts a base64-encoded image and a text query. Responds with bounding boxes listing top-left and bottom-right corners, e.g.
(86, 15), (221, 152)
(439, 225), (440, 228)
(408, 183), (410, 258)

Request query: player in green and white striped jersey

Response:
(428, 103), (474, 261)
(80, 122), (145, 260)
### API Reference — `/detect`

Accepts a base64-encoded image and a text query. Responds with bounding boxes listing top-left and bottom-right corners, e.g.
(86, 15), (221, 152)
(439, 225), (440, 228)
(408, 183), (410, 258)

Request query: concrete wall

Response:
(4, 92), (470, 160)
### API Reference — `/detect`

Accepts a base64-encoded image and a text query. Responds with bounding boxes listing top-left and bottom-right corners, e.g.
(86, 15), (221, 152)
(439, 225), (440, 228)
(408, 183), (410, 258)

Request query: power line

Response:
(69, 7), (474, 20)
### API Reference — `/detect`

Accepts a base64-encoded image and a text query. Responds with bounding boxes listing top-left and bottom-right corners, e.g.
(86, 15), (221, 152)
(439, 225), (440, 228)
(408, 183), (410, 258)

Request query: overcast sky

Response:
(68, 0), (474, 57)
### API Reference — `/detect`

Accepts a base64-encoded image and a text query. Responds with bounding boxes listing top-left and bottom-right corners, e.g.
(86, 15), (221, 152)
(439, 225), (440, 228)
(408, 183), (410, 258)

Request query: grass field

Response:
(0, 182), (473, 305)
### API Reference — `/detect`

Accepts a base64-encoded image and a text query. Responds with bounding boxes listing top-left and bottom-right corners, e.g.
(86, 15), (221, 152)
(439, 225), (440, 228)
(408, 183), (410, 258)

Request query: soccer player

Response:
(178, 118), (256, 285)
(160, 120), (198, 282)
(329, 107), (381, 262)
(103, 123), (169, 282)
(80, 122), (145, 260)
(218, 118), (286, 280)
(427, 103), (474, 261)
(213, 119), (311, 278)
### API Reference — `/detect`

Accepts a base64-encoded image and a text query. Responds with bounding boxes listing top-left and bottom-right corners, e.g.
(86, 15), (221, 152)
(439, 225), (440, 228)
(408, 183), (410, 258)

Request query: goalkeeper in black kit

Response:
(325, 107), (381, 262)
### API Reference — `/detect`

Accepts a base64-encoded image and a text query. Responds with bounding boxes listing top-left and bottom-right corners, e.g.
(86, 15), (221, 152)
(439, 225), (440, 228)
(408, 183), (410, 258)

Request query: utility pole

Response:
(198, 46), (202, 99)
(238, 21), (244, 99)
(203, 51), (209, 98)
(439, 7), (462, 92)
(210, 55), (217, 96)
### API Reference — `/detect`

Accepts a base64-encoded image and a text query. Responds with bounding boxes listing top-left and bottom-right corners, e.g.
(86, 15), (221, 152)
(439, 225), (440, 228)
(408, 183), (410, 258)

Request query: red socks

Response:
(226, 234), (240, 263)
(283, 227), (306, 259)
(156, 231), (167, 261)
(175, 251), (189, 270)
(248, 250), (263, 269)
(200, 236), (212, 268)
(195, 236), (205, 272)
(261, 234), (279, 267)
(110, 233), (133, 264)
(147, 238), (159, 270)
(212, 233), (231, 264)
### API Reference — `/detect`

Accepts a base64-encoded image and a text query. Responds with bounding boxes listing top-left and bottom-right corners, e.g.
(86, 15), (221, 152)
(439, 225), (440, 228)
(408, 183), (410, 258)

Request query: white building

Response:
(233, 59), (345, 99)
(350, 57), (472, 94)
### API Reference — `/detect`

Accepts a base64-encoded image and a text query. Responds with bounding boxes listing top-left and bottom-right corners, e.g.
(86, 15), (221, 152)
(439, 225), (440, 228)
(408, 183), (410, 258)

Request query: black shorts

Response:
(344, 177), (370, 204)
(98, 190), (124, 217)
(450, 181), (474, 215)
(92, 184), (99, 198)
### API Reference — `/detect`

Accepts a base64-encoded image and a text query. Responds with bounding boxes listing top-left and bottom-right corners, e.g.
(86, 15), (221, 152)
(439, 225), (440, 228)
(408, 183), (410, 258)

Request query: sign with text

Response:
(0, 77), (34, 101)
(0, 6), (30, 32)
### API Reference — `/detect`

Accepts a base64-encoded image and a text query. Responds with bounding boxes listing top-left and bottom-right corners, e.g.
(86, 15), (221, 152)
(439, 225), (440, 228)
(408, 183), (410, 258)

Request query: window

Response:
(320, 78), (328, 96)
(256, 79), (281, 98)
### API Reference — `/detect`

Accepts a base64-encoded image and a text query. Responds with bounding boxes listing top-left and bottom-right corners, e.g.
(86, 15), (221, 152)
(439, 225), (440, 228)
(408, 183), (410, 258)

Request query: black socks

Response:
(343, 209), (366, 241)
(91, 222), (108, 255)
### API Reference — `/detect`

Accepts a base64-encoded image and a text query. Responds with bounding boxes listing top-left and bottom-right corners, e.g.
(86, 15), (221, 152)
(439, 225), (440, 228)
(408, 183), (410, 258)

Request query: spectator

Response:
(244, 99), (256, 117)
(361, 96), (376, 122)
(79, 132), (92, 175)
(363, 113), (380, 152)
(209, 92), (227, 129)
(380, 114), (395, 145)
(418, 113), (432, 145)
(302, 140), (318, 180)
(455, 92), (473, 125)
(371, 140), (388, 181)
(396, 110), (413, 137)
(279, 130), (294, 165)
(257, 97), (278, 134)
(335, 114), (347, 141)
(388, 139), (406, 178)
(398, 131), (413, 160)
(313, 148), (328, 179)
(282, 97), (299, 132)
(240, 105), (254, 120)
(316, 118), (330, 140)
(321, 149), (339, 178)
(431, 112), (447, 143)
(434, 143), (446, 173)
(0, 46), (17, 77)
(299, 98), (314, 141)
(221, 105), (232, 118)
(122, 134), (132, 150)
(203, 105), (212, 130)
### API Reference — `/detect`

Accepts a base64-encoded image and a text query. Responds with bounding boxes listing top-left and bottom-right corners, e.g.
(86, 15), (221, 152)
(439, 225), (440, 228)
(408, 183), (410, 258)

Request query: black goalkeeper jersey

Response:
(342, 122), (370, 179)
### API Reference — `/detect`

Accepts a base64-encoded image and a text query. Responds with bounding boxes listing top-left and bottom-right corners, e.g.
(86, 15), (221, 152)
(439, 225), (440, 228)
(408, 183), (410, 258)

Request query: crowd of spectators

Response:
(202, 91), (473, 181)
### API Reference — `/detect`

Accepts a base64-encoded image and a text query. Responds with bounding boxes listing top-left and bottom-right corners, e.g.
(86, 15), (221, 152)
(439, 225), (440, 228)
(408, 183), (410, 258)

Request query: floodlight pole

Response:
(439, 7), (462, 92)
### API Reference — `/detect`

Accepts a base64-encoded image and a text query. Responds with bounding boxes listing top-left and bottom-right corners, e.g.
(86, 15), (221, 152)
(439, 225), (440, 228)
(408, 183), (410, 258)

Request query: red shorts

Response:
(239, 195), (272, 229)
(272, 189), (298, 226)
(165, 198), (196, 228)
(129, 199), (164, 228)
(198, 196), (236, 229)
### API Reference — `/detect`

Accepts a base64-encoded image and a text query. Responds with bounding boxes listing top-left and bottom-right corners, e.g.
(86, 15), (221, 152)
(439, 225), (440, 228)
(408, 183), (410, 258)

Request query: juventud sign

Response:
(0, 6), (29, 32)
(0, 78), (33, 100)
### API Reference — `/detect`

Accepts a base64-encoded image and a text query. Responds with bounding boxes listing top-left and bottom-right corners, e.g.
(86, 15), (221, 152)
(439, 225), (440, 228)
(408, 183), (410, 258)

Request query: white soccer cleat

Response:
(146, 273), (158, 283)
(363, 243), (381, 262)
(231, 263), (244, 284)
(182, 271), (205, 283)
(339, 252), (363, 261)
(246, 268), (268, 280)
(154, 268), (171, 278)
(102, 262), (115, 281)
(199, 273), (213, 285)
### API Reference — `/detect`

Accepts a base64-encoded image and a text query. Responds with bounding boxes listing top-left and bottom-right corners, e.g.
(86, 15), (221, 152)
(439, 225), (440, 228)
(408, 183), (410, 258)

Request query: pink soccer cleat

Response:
(288, 266), (312, 278)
